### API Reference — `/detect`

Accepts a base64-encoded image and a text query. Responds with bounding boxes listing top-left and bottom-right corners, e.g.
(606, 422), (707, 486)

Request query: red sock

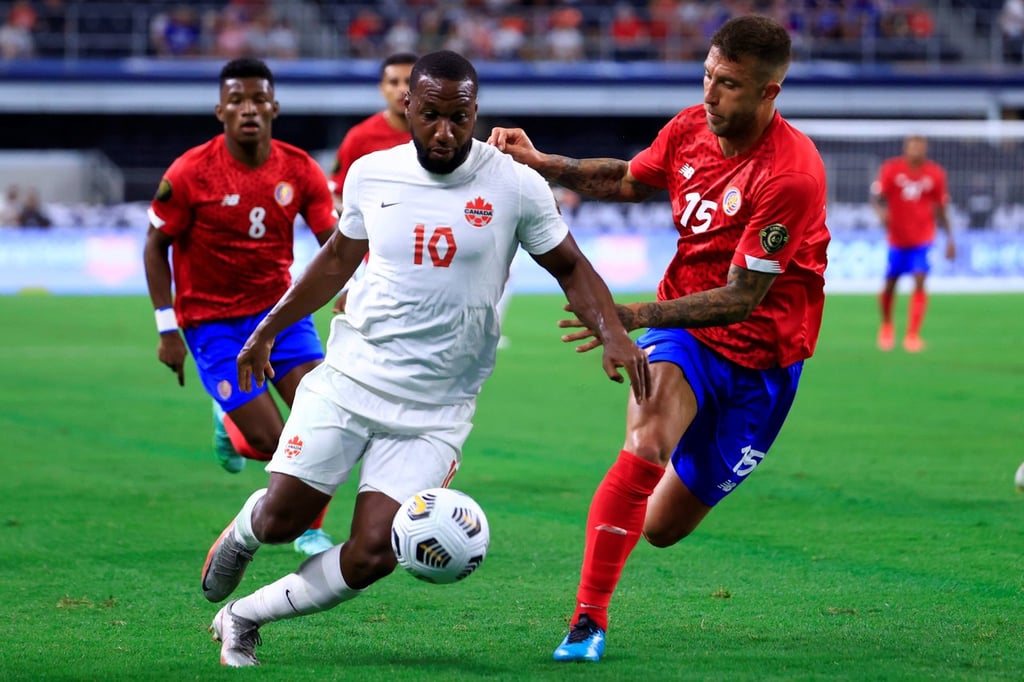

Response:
(308, 503), (328, 531)
(879, 290), (894, 324)
(907, 290), (927, 336)
(223, 414), (274, 462)
(572, 450), (664, 632)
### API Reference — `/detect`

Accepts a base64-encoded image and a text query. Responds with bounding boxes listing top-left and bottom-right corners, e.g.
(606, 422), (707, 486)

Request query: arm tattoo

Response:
(542, 156), (656, 201)
(635, 267), (775, 329)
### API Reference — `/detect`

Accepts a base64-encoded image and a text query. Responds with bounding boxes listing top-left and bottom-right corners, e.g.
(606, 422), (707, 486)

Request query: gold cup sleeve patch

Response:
(154, 178), (173, 202)
(759, 223), (789, 255)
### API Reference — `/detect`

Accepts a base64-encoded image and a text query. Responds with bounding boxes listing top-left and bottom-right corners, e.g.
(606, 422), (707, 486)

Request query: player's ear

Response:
(214, 103), (224, 122)
(762, 81), (782, 102)
(272, 99), (280, 119)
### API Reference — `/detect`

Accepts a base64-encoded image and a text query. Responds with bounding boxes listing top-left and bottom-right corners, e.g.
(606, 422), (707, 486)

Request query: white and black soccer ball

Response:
(391, 488), (490, 584)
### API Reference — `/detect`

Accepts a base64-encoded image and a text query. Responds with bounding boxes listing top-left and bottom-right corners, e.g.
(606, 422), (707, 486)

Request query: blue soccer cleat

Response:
(293, 528), (335, 556)
(553, 613), (605, 662)
(212, 401), (245, 473)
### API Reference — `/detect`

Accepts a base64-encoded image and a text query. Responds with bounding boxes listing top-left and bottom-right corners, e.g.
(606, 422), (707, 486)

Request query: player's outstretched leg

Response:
(212, 401), (245, 473)
(553, 613), (606, 662)
(210, 600), (262, 668)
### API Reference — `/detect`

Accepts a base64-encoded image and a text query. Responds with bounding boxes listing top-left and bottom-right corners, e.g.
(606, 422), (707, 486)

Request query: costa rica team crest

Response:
(464, 196), (493, 228)
(722, 187), (742, 216)
(274, 181), (294, 207)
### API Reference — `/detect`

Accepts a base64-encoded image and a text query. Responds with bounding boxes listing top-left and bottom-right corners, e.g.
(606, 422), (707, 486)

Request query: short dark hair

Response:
(381, 52), (417, 77)
(410, 50), (478, 95)
(220, 58), (275, 87)
(711, 15), (791, 83)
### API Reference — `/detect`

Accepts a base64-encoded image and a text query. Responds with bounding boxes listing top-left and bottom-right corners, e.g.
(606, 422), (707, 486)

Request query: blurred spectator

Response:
(265, 15), (299, 59)
(493, 14), (529, 60)
(1002, 0), (1024, 61)
(0, 185), (22, 226)
(384, 16), (419, 55)
(348, 8), (384, 57)
(0, 1), (36, 59)
(152, 5), (202, 58)
(214, 5), (251, 59)
(546, 5), (585, 61)
(18, 189), (51, 228)
(610, 3), (650, 61)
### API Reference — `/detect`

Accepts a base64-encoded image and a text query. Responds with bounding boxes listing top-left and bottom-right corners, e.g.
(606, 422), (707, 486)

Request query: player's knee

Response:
(345, 537), (398, 585)
(245, 431), (280, 456)
(252, 506), (308, 544)
(628, 443), (672, 467)
(642, 524), (690, 548)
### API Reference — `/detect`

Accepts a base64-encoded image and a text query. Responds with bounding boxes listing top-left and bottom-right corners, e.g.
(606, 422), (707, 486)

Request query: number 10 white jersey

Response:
(327, 140), (569, 405)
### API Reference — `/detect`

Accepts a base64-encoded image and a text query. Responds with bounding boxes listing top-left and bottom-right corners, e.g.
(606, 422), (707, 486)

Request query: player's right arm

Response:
(487, 127), (660, 202)
(143, 224), (187, 387)
(238, 231), (368, 390)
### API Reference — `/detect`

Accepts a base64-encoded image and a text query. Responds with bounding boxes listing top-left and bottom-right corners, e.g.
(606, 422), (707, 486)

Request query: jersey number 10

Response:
(413, 224), (457, 268)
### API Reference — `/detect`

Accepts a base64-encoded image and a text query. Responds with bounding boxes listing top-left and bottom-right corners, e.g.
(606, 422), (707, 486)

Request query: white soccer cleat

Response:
(210, 601), (262, 667)
(1015, 461), (1024, 492)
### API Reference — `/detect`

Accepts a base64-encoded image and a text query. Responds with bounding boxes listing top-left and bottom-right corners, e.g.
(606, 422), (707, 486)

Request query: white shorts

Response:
(266, 363), (475, 502)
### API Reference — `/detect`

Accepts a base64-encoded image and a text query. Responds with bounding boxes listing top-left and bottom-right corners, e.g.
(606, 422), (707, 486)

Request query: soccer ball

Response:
(391, 487), (490, 584)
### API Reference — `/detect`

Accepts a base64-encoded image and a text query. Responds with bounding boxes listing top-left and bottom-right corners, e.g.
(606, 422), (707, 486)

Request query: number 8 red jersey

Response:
(149, 134), (338, 327)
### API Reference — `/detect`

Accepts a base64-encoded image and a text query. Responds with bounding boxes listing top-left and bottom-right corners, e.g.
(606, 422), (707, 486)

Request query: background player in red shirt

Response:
(327, 53), (415, 314)
(489, 15), (829, 662)
(328, 52), (417, 212)
(870, 135), (955, 352)
(143, 58), (339, 557)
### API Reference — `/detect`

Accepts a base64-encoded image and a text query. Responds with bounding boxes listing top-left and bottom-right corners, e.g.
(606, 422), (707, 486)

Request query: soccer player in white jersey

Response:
(199, 50), (652, 668)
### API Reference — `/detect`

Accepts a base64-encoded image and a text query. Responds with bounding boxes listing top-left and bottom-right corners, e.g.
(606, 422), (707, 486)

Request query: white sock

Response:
(231, 544), (362, 625)
(231, 488), (266, 551)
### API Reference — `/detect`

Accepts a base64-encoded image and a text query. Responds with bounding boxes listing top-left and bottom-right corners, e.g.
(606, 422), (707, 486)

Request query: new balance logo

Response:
(221, 194), (240, 206)
(678, 164), (695, 180)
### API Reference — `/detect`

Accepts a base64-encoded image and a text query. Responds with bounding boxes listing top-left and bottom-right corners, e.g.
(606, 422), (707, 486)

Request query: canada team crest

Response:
(274, 181), (294, 207)
(464, 196), (493, 228)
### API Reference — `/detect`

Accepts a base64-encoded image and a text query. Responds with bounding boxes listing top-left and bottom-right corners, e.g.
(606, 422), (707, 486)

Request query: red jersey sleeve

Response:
(628, 118), (675, 189)
(299, 155), (339, 235)
(148, 156), (194, 237)
(732, 171), (824, 275)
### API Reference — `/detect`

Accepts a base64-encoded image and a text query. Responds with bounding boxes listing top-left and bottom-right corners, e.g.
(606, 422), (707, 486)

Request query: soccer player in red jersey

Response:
(327, 53), (415, 314)
(328, 52), (417, 210)
(870, 135), (955, 352)
(489, 15), (830, 661)
(143, 58), (339, 557)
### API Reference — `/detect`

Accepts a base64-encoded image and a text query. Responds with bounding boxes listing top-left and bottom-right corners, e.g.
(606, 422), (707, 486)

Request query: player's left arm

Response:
(562, 172), (817, 340)
(239, 231), (368, 390)
(301, 155), (341, 247)
(934, 166), (956, 261)
(533, 233), (650, 402)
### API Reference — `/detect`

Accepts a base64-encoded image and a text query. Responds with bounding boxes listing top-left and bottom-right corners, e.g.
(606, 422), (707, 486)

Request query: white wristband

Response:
(155, 307), (178, 334)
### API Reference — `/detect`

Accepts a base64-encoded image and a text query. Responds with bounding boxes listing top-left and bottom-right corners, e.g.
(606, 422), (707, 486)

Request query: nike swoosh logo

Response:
(381, 201), (401, 208)
(285, 588), (298, 612)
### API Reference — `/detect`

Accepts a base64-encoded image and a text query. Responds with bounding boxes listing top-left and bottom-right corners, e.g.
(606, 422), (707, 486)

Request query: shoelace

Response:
(231, 616), (263, 657)
(213, 542), (253, 577)
(566, 617), (600, 644)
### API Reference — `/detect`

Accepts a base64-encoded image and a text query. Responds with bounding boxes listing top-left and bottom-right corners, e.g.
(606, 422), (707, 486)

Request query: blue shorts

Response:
(886, 244), (931, 279)
(637, 328), (803, 506)
(183, 310), (324, 412)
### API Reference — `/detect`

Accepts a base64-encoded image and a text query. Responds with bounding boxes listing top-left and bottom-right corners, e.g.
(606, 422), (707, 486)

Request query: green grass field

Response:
(1, 293), (1021, 681)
